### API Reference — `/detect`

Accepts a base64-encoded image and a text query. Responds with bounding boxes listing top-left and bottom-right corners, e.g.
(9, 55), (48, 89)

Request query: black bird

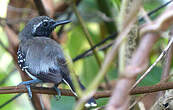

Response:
(17, 16), (97, 107)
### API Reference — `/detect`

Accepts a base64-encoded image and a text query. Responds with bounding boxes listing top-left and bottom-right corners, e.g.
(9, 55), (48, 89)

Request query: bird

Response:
(17, 16), (97, 108)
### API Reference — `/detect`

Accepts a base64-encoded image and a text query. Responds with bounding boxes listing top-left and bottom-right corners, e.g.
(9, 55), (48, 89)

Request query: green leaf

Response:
(138, 66), (162, 86)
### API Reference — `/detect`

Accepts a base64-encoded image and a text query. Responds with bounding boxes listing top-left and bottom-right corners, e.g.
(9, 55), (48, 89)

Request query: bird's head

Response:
(19, 16), (71, 40)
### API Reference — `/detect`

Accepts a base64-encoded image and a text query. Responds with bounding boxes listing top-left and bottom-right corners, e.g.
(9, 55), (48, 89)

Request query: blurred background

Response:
(0, 0), (171, 110)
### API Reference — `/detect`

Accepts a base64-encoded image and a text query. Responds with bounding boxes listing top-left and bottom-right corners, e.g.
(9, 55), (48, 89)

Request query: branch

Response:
(2, 82), (173, 98)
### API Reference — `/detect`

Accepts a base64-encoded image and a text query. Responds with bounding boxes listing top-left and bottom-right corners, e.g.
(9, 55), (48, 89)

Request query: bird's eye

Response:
(43, 21), (48, 27)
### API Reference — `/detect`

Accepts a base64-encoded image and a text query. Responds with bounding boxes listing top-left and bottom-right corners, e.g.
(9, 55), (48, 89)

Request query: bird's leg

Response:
(54, 84), (61, 100)
(18, 79), (42, 98)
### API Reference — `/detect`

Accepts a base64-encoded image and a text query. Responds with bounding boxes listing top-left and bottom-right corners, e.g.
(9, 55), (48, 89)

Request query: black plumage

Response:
(17, 16), (97, 107)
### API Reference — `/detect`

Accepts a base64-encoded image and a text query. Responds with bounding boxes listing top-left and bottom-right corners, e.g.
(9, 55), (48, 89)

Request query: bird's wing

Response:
(18, 37), (68, 84)
(34, 69), (63, 83)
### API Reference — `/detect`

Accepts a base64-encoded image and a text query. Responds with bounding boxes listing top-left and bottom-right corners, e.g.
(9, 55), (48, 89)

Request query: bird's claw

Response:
(54, 87), (61, 101)
(17, 79), (41, 99)
(26, 84), (32, 98)
(17, 81), (33, 98)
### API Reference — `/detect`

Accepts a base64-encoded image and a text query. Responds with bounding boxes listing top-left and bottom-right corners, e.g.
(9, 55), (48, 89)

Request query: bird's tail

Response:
(62, 76), (97, 108)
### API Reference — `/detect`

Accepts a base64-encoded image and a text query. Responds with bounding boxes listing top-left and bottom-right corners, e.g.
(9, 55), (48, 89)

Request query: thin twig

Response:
(73, 41), (114, 60)
(131, 36), (173, 90)
(161, 39), (173, 81)
(139, 0), (173, 22)
(158, 34), (173, 97)
(0, 93), (23, 109)
(72, 32), (116, 62)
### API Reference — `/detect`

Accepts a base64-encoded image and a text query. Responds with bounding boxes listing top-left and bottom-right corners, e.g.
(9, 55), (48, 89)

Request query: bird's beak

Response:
(52, 20), (71, 28)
